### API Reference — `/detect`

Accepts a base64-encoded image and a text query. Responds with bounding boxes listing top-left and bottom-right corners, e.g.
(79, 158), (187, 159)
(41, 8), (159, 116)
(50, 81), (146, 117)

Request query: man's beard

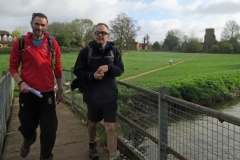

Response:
(33, 29), (45, 36)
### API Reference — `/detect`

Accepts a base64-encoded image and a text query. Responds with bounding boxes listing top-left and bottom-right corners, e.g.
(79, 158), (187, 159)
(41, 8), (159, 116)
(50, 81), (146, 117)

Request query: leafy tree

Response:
(147, 43), (153, 50)
(219, 42), (233, 54)
(68, 19), (95, 48)
(11, 26), (28, 38)
(228, 37), (240, 53)
(47, 22), (71, 47)
(11, 29), (21, 38)
(221, 20), (240, 41)
(48, 19), (94, 48)
(186, 39), (203, 53)
(55, 32), (71, 47)
(211, 45), (220, 53)
(15, 26), (28, 36)
(166, 29), (185, 46)
(163, 35), (179, 51)
(152, 41), (161, 51)
(109, 12), (141, 50)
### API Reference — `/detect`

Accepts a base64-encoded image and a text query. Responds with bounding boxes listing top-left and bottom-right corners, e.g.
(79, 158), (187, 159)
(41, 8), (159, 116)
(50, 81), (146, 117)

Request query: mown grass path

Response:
(121, 57), (193, 81)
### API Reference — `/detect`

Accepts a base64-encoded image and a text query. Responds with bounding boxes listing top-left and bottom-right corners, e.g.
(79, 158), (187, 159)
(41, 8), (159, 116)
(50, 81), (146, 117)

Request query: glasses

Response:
(94, 31), (109, 36)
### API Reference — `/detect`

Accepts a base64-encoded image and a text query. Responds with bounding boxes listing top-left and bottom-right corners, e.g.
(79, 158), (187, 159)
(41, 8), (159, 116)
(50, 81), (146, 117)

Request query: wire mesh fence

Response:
(161, 92), (240, 160)
(116, 82), (159, 160)
(0, 71), (14, 156)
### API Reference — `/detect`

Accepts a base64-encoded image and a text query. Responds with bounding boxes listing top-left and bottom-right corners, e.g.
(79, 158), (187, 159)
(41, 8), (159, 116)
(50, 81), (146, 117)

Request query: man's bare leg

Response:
(105, 122), (117, 156)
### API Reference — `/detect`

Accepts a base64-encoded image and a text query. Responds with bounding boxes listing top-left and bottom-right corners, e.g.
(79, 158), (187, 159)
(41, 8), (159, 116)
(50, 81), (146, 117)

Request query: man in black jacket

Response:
(73, 23), (124, 160)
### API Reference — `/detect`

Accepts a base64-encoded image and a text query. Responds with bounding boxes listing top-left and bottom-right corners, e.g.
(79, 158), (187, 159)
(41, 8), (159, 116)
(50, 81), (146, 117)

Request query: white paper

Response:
(28, 88), (43, 98)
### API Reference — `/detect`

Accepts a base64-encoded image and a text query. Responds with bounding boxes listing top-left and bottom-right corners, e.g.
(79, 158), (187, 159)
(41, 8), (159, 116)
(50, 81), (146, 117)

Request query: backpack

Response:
(19, 35), (56, 69)
(70, 45), (115, 93)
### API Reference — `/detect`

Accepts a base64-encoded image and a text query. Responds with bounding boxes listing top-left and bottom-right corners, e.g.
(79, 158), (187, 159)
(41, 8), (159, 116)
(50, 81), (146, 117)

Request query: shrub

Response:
(211, 45), (219, 53)
(172, 75), (240, 106)
(0, 47), (12, 54)
(219, 42), (233, 54)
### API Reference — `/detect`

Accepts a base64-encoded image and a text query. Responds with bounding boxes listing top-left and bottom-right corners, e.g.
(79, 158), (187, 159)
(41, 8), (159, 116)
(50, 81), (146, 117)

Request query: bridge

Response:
(1, 69), (240, 160)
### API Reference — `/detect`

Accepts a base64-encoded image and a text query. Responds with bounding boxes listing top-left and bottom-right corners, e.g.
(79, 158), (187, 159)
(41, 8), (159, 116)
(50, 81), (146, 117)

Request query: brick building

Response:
(135, 42), (148, 50)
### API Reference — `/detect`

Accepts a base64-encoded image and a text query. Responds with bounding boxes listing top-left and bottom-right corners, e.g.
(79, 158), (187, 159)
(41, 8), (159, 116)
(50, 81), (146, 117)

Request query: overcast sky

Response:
(1, 0), (240, 43)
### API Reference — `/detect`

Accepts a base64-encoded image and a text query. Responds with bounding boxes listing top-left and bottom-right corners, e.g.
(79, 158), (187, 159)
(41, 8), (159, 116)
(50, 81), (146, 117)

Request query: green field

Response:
(121, 52), (240, 91)
(2, 51), (240, 91)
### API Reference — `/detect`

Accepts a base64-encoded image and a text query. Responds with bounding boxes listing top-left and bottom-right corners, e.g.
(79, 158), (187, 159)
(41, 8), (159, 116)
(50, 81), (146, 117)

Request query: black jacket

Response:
(73, 41), (124, 105)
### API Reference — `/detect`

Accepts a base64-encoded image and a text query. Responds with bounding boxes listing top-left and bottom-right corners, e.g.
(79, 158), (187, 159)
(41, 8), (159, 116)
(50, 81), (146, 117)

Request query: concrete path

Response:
(2, 98), (109, 160)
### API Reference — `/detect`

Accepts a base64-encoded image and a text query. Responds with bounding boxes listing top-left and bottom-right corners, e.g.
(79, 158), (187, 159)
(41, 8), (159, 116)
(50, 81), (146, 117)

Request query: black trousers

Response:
(18, 91), (58, 159)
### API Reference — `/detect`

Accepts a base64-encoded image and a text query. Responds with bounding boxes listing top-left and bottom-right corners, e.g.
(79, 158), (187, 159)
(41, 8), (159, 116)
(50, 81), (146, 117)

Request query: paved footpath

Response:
(2, 98), (109, 160)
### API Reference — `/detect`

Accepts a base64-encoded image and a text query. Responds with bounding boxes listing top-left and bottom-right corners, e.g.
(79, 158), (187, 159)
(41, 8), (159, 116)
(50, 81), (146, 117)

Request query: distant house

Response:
(135, 42), (148, 50)
(0, 30), (17, 48)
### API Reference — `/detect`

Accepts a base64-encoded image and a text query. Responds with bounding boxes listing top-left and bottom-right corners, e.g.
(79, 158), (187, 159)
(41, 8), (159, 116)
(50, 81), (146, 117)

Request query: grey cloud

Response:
(188, 2), (240, 15)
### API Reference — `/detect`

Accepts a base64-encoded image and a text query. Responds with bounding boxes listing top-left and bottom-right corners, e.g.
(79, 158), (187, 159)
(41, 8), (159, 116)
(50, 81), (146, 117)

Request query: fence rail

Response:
(0, 71), (14, 157)
(62, 68), (240, 159)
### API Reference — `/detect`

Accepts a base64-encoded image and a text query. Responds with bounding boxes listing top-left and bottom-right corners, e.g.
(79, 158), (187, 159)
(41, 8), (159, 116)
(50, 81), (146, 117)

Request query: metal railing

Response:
(0, 71), (14, 155)
(62, 68), (240, 160)
(159, 87), (240, 160)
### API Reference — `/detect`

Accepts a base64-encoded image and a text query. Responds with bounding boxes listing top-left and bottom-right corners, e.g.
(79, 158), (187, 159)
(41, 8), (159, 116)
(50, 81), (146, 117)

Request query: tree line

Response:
(11, 14), (240, 53)
(152, 20), (240, 53)
(11, 13), (141, 51)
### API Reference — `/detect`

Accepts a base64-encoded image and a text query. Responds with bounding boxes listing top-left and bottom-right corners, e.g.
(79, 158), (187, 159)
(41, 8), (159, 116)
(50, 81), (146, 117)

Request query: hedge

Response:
(0, 48), (12, 54)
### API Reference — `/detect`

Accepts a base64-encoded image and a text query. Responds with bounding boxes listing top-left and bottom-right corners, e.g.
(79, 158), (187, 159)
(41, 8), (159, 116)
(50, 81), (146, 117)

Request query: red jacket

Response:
(9, 32), (62, 92)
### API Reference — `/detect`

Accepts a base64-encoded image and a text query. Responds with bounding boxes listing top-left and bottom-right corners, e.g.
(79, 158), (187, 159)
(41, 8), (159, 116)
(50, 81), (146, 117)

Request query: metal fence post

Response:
(158, 86), (168, 160)
(62, 67), (66, 94)
(5, 72), (11, 123)
(70, 67), (75, 110)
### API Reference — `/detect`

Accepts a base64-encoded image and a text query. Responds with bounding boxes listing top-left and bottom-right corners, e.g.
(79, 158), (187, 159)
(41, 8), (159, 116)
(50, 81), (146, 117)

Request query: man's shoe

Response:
(20, 132), (37, 157)
(89, 141), (99, 159)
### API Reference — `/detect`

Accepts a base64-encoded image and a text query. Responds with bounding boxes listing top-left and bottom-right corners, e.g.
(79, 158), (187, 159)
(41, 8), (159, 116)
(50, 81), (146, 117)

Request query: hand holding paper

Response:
(28, 88), (43, 98)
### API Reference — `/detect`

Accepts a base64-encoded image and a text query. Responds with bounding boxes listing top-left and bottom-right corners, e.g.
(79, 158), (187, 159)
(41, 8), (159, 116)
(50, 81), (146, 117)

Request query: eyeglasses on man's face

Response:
(94, 31), (109, 36)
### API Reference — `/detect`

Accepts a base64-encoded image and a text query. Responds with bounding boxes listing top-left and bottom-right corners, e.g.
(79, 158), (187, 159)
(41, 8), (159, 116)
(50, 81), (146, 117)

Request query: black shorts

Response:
(87, 101), (118, 122)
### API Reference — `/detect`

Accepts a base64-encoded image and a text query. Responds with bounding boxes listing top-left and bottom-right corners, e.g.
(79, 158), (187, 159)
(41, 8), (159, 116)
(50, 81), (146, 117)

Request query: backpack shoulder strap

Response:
(19, 35), (25, 53)
(47, 36), (56, 70)
(19, 35), (25, 60)
(47, 36), (54, 54)
(87, 45), (93, 65)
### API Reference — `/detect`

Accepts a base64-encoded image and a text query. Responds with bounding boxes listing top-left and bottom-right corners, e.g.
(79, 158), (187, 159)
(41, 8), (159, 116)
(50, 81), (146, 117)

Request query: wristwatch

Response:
(18, 80), (24, 86)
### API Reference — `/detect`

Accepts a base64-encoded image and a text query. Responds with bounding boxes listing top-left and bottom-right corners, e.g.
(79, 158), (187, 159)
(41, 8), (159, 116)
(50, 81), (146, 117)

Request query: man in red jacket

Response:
(9, 13), (63, 160)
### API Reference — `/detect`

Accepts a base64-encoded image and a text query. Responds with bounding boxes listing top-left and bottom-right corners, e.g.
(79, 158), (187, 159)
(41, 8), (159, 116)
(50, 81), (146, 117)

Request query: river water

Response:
(145, 98), (240, 160)
(170, 98), (240, 160)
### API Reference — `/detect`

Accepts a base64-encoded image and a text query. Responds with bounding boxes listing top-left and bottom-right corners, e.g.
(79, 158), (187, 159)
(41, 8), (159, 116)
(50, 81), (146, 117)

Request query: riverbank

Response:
(169, 75), (240, 107)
